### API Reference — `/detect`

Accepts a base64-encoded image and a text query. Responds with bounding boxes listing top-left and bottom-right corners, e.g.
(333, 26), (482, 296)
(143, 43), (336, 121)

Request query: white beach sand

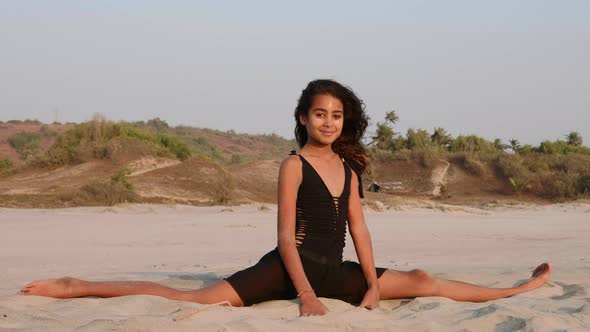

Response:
(0, 203), (589, 331)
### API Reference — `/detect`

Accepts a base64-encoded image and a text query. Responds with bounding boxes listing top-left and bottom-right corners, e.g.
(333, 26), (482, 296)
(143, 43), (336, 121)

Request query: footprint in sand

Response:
(417, 302), (440, 310)
(558, 304), (589, 314)
(550, 283), (585, 300)
(494, 316), (526, 332)
(465, 304), (498, 320)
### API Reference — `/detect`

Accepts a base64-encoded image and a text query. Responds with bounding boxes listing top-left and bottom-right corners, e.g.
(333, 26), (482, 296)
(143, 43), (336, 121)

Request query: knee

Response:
(410, 269), (439, 295)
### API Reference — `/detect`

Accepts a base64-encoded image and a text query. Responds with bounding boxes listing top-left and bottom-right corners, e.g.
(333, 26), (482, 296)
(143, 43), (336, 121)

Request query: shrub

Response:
(40, 125), (58, 137)
(494, 152), (590, 200)
(578, 175), (590, 195)
(406, 128), (432, 149)
(537, 172), (578, 201)
(509, 177), (530, 194)
(537, 140), (590, 155)
(37, 120), (193, 166)
(258, 152), (272, 160)
(411, 147), (437, 168)
(78, 168), (139, 206)
(7, 132), (42, 160)
(230, 154), (243, 164)
(6, 119), (41, 125)
(157, 134), (192, 160)
(448, 135), (496, 154)
(392, 148), (413, 161)
(494, 154), (527, 179)
(368, 148), (398, 162)
(0, 158), (14, 177)
(146, 117), (169, 133)
(23, 118), (42, 125)
(450, 152), (486, 176)
(463, 154), (485, 176)
(212, 170), (234, 205)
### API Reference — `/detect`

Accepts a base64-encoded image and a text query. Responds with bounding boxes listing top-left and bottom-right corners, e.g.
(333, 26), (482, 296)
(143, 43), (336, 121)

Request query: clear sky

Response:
(1, 1), (588, 145)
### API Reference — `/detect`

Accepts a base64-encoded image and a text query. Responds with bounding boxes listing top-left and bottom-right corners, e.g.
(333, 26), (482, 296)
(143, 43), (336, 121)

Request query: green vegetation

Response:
(494, 153), (590, 201)
(2, 115), (587, 204)
(7, 119), (42, 125)
(0, 158), (14, 177)
(509, 177), (530, 194)
(39, 125), (58, 137)
(369, 112), (590, 201)
(3, 117), (296, 171)
(230, 154), (243, 164)
(127, 120), (296, 164)
(78, 168), (140, 206)
(36, 118), (192, 167)
(8, 132), (42, 160)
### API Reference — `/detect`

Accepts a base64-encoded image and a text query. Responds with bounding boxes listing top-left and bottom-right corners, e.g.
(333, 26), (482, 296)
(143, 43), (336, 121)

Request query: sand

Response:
(0, 203), (589, 331)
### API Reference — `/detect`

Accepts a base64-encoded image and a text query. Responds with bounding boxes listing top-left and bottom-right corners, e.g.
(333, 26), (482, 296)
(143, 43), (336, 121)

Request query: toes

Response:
(531, 263), (552, 278)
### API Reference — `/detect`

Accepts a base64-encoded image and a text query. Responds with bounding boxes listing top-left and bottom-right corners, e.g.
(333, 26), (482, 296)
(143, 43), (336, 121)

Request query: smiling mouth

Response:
(321, 131), (336, 136)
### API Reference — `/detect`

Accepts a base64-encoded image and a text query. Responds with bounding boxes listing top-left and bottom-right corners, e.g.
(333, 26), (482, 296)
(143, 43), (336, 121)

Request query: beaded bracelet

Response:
(297, 289), (314, 298)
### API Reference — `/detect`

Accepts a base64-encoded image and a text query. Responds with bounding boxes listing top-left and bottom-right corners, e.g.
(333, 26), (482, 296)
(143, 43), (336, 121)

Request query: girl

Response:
(21, 79), (552, 316)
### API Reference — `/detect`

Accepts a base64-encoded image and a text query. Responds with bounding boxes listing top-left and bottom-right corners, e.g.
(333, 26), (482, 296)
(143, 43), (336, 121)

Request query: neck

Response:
(301, 140), (337, 159)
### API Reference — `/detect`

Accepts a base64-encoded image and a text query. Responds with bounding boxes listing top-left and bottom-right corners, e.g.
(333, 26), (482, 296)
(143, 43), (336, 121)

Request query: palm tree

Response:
(385, 110), (399, 126)
(370, 122), (395, 150)
(431, 127), (452, 149)
(493, 138), (507, 151)
(509, 139), (521, 153)
(565, 131), (583, 146)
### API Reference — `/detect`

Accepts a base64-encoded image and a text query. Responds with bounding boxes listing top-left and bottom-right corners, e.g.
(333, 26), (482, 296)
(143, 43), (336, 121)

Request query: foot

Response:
(20, 277), (87, 298)
(522, 262), (552, 291)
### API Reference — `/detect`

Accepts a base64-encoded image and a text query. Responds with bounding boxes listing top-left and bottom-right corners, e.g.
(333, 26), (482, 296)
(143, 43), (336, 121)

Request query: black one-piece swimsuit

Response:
(224, 152), (387, 306)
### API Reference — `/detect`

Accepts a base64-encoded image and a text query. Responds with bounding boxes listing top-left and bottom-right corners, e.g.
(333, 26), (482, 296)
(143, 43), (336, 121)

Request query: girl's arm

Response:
(347, 171), (380, 308)
(276, 156), (328, 316)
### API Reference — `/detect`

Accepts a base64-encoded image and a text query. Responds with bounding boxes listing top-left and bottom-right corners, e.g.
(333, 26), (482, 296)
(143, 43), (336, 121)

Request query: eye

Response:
(333, 114), (342, 119)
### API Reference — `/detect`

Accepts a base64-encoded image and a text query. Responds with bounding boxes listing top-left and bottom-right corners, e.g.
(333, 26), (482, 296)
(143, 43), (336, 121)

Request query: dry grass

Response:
(60, 168), (141, 206)
(494, 153), (590, 201)
(0, 158), (14, 177)
(212, 169), (235, 205)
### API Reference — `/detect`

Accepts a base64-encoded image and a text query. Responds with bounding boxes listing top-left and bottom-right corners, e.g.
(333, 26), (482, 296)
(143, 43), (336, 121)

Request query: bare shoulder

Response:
(280, 155), (302, 172)
(279, 155), (302, 185)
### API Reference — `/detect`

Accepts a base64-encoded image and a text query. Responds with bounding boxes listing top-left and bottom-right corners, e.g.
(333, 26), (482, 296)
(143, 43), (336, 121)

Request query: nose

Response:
(324, 115), (334, 127)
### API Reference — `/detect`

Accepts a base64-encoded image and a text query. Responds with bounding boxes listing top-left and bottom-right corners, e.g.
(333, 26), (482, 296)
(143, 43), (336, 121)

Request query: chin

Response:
(316, 137), (339, 146)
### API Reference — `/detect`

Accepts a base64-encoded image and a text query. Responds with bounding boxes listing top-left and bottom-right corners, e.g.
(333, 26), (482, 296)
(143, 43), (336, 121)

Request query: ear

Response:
(299, 113), (307, 126)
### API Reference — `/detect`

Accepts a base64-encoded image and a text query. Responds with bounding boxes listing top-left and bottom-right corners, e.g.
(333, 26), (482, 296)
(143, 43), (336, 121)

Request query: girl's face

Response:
(300, 94), (344, 146)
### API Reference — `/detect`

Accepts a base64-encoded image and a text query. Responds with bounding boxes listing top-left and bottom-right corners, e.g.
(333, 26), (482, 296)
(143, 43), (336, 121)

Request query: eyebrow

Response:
(311, 108), (343, 113)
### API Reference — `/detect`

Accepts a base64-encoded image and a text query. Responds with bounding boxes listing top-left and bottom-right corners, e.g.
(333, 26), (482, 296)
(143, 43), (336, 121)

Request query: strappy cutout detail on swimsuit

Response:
(289, 150), (351, 262)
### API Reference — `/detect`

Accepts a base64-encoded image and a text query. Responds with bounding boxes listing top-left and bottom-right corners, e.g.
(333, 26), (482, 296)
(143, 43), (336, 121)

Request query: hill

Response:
(1, 118), (589, 208)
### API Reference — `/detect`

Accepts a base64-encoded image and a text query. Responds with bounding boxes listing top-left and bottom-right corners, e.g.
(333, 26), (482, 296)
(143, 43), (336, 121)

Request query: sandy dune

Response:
(1, 204), (589, 331)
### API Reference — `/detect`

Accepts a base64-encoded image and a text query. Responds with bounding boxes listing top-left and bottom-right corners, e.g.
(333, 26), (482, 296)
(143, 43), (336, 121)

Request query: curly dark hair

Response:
(294, 79), (370, 172)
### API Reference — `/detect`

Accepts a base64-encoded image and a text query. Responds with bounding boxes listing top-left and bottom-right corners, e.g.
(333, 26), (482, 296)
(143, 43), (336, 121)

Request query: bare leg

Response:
(378, 263), (552, 302)
(21, 277), (244, 307)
